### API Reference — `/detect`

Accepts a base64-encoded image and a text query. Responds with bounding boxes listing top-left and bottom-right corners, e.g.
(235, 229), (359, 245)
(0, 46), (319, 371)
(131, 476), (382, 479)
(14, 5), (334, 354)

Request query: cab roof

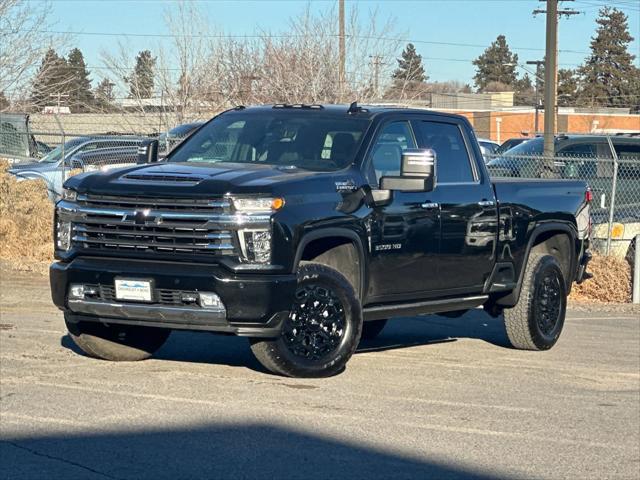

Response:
(229, 103), (469, 122)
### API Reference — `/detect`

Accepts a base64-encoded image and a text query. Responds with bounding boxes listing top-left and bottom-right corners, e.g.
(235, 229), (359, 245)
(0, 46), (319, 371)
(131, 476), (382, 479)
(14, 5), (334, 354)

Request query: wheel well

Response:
(530, 231), (573, 284)
(300, 237), (362, 298)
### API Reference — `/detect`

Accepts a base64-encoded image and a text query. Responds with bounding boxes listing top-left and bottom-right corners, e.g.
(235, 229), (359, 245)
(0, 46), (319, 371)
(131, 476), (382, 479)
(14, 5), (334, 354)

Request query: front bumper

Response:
(51, 257), (297, 337)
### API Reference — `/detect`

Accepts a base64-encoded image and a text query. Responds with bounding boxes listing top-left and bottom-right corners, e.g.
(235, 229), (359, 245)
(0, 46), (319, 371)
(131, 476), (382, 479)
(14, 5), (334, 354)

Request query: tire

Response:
(250, 263), (363, 378)
(503, 253), (567, 351)
(65, 317), (171, 361)
(361, 319), (387, 340)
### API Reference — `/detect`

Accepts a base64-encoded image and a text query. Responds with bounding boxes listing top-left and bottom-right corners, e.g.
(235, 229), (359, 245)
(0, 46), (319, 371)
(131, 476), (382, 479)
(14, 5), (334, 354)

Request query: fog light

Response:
(199, 292), (223, 309)
(69, 284), (85, 299)
(56, 220), (72, 251)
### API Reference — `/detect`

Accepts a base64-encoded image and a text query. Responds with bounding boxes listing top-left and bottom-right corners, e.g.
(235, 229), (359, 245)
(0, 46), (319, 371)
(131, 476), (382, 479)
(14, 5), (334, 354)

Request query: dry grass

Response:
(0, 160), (53, 275)
(569, 253), (632, 304)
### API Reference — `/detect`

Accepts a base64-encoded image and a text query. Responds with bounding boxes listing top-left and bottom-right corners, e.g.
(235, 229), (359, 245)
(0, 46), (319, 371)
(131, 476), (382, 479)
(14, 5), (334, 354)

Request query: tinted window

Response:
(369, 121), (416, 184)
(416, 121), (474, 183)
(614, 142), (640, 160)
(558, 143), (597, 157)
(502, 137), (544, 155)
(169, 112), (369, 171)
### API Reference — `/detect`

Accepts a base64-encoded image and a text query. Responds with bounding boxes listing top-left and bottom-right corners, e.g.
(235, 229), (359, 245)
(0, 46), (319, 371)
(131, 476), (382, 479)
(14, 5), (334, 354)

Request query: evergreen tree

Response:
(472, 35), (518, 91)
(393, 43), (427, 83)
(514, 73), (535, 106)
(127, 50), (156, 99)
(577, 7), (638, 108)
(94, 78), (116, 112)
(557, 69), (578, 107)
(30, 49), (70, 112)
(66, 48), (94, 112)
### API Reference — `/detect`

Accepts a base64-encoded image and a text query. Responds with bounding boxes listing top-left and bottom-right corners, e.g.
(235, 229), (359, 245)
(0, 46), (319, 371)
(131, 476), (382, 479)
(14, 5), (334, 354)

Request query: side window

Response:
(558, 143), (596, 157)
(614, 143), (640, 161)
(369, 121), (416, 185)
(415, 121), (474, 183)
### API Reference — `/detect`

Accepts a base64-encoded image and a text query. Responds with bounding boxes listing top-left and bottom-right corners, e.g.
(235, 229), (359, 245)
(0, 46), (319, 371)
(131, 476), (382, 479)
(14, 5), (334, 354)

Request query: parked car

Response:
(477, 138), (500, 163)
(591, 208), (639, 263)
(158, 122), (204, 155)
(52, 104), (592, 378)
(495, 137), (531, 154)
(9, 135), (144, 199)
(68, 146), (139, 172)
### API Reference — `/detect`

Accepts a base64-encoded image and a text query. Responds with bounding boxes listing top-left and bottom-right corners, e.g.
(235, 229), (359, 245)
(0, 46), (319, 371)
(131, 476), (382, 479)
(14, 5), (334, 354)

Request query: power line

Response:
(1, 28), (593, 55)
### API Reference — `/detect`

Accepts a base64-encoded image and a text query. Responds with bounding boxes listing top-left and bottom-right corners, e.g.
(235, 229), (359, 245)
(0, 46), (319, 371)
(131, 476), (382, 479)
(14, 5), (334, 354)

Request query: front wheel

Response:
(65, 317), (170, 361)
(250, 263), (363, 377)
(503, 253), (567, 351)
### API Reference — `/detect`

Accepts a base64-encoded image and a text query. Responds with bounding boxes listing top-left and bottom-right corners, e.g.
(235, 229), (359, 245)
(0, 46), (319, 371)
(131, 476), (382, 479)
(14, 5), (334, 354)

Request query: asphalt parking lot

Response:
(1, 270), (639, 480)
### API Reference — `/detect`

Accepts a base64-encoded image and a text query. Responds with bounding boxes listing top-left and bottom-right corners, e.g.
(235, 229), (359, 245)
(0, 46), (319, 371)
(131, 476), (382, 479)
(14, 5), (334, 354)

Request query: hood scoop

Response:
(122, 172), (206, 184)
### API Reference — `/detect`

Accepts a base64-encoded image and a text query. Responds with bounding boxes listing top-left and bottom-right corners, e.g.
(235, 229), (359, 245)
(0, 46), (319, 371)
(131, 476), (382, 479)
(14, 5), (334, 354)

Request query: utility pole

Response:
(338, 0), (346, 101)
(370, 55), (385, 100)
(526, 60), (545, 133)
(533, 0), (579, 176)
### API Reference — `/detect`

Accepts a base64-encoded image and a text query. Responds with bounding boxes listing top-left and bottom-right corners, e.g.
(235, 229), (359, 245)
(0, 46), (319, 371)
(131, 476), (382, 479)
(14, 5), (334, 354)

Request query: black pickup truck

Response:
(51, 104), (592, 377)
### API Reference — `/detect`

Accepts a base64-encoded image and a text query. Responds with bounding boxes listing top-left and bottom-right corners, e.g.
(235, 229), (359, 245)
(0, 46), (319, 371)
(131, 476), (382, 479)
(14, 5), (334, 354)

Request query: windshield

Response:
(168, 111), (370, 171)
(501, 137), (544, 155)
(40, 138), (86, 163)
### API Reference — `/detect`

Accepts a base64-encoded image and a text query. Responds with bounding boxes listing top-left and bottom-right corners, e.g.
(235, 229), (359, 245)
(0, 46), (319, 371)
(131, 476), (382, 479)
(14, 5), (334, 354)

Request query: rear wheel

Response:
(250, 263), (362, 377)
(503, 253), (566, 350)
(65, 317), (170, 361)
(360, 319), (387, 340)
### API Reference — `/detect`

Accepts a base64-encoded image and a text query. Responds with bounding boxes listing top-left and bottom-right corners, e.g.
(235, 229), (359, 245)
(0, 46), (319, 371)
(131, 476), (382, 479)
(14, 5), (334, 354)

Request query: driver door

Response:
(365, 120), (442, 303)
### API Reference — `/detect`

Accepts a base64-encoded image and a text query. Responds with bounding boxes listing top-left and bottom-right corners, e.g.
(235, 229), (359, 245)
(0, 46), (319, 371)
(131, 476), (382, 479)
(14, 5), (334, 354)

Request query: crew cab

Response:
(50, 104), (592, 377)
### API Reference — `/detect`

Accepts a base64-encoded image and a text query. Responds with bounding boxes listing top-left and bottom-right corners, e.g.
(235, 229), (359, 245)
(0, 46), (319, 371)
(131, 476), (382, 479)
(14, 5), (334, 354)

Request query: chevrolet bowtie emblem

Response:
(124, 209), (158, 225)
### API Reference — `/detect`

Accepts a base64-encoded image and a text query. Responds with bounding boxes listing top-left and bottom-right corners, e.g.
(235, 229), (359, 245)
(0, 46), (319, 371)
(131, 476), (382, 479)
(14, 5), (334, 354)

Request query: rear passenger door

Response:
(412, 117), (497, 295)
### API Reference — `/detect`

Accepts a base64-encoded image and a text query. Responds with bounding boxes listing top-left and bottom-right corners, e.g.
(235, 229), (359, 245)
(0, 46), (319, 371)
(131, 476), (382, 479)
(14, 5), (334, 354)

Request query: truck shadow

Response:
(60, 309), (510, 372)
(2, 422), (505, 480)
(357, 309), (511, 354)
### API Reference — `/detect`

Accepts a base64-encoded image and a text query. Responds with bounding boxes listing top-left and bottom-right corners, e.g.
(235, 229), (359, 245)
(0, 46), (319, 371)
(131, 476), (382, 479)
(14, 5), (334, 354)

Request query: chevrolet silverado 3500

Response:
(51, 104), (592, 377)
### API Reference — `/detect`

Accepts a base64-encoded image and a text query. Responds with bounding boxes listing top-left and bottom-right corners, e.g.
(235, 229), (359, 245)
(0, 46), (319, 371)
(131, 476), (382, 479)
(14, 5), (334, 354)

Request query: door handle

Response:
(478, 200), (495, 207)
(420, 202), (439, 209)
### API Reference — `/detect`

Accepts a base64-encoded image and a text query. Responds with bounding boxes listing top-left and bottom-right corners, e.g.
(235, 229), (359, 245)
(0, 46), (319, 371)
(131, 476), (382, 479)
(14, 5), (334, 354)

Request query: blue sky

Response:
(45, 0), (640, 86)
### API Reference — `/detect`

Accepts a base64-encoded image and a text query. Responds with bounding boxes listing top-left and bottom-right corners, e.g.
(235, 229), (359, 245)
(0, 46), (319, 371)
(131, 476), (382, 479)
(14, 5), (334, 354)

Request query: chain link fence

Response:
(486, 149), (640, 263)
(2, 112), (639, 264)
(1, 113), (203, 200)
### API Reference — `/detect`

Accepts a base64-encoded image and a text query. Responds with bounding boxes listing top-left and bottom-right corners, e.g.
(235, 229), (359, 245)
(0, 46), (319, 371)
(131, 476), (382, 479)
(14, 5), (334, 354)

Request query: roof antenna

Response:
(347, 101), (359, 114)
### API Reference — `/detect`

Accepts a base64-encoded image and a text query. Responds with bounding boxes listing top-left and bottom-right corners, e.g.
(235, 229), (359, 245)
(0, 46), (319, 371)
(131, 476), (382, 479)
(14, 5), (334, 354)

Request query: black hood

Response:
(64, 161), (352, 198)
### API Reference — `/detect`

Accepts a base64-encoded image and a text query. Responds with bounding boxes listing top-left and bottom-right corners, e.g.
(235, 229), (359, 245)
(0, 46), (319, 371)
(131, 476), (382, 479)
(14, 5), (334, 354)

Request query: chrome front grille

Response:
(64, 194), (244, 256)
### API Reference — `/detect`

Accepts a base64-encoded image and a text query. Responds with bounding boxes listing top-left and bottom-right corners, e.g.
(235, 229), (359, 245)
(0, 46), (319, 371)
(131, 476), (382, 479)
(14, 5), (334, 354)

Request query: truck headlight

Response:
(239, 229), (272, 263)
(61, 188), (77, 202)
(56, 218), (72, 251)
(232, 197), (284, 212)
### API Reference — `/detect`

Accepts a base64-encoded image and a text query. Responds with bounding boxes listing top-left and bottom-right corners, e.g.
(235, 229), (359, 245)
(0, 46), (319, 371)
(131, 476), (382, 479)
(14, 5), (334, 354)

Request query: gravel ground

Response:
(1, 270), (639, 480)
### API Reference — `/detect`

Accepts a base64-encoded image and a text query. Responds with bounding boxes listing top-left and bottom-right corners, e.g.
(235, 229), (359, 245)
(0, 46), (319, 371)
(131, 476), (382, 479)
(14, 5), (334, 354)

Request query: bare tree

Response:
(0, 0), (65, 107)
(98, 1), (403, 132)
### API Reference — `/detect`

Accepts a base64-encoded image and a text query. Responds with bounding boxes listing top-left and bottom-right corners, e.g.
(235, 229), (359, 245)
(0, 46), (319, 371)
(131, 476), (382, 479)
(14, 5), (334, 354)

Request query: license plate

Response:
(115, 279), (152, 302)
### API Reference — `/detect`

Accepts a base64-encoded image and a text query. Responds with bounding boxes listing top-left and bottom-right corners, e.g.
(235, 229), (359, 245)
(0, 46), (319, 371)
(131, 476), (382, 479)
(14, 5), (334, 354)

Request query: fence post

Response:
(634, 235), (639, 304)
(605, 136), (619, 256)
(53, 113), (65, 184)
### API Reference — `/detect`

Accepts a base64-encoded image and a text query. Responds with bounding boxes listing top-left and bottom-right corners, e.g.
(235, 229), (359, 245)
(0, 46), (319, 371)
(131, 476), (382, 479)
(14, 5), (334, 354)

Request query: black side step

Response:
(363, 295), (488, 321)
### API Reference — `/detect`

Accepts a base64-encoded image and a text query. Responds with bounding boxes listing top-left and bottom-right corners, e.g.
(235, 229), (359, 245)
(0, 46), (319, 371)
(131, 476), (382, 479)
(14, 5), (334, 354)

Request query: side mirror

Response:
(137, 139), (159, 164)
(380, 148), (436, 192)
